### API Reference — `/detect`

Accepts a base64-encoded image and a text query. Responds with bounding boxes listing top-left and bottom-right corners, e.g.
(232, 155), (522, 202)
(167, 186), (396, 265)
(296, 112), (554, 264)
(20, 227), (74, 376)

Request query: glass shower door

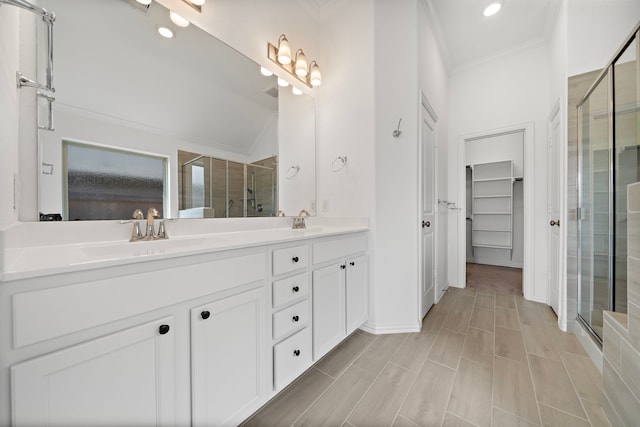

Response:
(578, 70), (611, 340)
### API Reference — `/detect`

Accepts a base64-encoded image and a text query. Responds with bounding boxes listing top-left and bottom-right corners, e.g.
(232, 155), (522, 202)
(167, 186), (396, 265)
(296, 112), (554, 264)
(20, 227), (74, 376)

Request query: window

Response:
(64, 142), (166, 220)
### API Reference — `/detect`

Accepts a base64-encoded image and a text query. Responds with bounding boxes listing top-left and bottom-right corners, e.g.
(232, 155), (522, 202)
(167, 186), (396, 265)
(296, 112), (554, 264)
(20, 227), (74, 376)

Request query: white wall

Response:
(448, 42), (551, 303)
(0, 5), (20, 227)
(567, 0), (640, 77)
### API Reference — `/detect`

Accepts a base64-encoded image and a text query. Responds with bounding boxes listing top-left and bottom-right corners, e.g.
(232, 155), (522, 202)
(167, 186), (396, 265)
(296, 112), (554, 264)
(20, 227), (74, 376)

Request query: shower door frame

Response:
(576, 23), (640, 345)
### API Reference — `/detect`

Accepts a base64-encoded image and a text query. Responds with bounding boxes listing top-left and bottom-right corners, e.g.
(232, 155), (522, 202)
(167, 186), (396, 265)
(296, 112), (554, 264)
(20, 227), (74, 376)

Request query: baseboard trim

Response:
(360, 321), (421, 335)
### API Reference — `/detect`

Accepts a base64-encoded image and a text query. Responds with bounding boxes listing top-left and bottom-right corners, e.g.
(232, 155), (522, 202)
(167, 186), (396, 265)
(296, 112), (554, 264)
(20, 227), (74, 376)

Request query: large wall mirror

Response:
(36, 0), (316, 221)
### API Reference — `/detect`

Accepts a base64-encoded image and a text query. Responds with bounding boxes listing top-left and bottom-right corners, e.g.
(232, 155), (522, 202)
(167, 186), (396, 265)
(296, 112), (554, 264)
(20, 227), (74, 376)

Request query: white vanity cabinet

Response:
(269, 243), (312, 391)
(311, 234), (368, 361)
(191, 287), (267, 427)
(11, 316), (177, 427)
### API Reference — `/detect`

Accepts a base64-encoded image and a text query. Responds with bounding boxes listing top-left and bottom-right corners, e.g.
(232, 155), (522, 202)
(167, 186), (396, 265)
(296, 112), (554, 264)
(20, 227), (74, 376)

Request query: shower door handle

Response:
(550, 219), (560, 227)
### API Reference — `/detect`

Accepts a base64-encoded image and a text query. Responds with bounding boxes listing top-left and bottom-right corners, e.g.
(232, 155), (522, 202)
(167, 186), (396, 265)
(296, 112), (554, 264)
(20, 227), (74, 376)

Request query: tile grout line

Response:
(342, 333), (411, 427)
(555, 348), (595, 424)
(289, 334), (380, 427)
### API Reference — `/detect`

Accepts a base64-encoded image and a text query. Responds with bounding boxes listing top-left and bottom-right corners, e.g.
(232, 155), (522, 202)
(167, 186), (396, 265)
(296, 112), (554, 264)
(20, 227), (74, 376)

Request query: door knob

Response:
(158, 324), (170, 335)
(550, 219), (560, 227)
(422, 220), (431, 228)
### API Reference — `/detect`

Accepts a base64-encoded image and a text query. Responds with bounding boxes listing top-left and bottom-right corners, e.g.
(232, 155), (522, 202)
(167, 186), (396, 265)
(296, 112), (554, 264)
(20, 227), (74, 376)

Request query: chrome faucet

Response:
(292, 209), (310, 229)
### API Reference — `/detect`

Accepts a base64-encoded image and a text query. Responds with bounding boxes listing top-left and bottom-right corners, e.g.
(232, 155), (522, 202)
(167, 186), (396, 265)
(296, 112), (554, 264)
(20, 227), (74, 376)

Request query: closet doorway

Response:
(461, 129), (528, 296)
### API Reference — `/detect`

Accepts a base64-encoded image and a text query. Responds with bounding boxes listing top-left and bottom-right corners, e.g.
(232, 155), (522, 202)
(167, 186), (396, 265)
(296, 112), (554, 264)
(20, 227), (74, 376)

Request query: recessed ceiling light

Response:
(170, 11), (190, 28)
(483, 0), (503, 17)
(157, 26), (174, 39)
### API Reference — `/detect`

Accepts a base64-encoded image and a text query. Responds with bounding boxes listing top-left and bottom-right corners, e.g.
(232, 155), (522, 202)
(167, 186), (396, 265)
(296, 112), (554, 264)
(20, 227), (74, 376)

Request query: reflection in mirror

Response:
(178, 150), (277, 218)
(35, 0), (316, 221)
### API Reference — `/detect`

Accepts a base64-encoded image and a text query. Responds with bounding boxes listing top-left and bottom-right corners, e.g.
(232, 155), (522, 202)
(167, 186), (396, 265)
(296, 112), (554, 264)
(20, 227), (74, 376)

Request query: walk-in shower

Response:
(577, 22), (639, 343)
(179, 153), (277, 218)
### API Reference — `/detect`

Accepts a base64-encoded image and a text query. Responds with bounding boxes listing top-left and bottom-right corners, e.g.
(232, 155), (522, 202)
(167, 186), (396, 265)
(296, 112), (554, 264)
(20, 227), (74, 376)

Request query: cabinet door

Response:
(191, 288), (265, 427)
(11, 317), (176, 427)
(346, 255), (368, 335)
(312, 263), (346, 360)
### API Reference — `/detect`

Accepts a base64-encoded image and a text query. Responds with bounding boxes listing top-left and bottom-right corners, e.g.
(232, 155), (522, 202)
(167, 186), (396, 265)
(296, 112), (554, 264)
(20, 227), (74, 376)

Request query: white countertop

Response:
(0, 218), (368, 282)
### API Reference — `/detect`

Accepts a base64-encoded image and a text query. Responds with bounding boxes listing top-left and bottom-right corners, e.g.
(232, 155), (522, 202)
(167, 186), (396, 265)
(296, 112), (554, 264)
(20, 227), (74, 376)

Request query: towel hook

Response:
(392, 118), (402, 138)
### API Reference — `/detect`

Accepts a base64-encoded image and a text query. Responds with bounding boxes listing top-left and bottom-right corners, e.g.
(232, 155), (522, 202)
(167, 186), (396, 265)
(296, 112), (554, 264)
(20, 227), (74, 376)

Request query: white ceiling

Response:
(423, 0), (561, 71)
(299, 0), (562, 72)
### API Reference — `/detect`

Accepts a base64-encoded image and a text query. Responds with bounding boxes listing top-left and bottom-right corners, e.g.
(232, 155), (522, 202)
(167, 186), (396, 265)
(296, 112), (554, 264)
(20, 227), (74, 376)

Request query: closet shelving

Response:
(471, 160), (514, 255)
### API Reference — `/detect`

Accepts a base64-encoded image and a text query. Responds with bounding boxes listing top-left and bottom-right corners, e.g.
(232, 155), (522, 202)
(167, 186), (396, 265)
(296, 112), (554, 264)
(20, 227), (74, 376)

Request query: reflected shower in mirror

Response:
(35, 0), (315, 221)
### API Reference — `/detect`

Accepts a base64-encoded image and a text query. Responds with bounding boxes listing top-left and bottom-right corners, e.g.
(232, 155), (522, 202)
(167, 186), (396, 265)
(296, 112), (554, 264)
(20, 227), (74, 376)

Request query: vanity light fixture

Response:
(260, 66), (273, 77)
(483, 0), (503, 16)
(135, 0), (152, 5)
(277, 77), (289, 87)
(276, 35), (292, 65)
(292, 86), (303, 96)
(157, 25), (174, 38)
(169, 11), (190, 27)
(268, 34), (321, 89)
(294, 49), (308, 77)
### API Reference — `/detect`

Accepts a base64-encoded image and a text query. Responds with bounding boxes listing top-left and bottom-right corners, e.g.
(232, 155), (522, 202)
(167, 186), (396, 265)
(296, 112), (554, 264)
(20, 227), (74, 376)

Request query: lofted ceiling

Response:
(298, 0), (562, 72)
(421, 0), (560, 71)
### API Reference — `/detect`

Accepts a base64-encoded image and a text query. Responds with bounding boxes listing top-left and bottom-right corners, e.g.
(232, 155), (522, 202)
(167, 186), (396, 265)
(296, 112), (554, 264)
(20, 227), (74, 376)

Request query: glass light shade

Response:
(157, 26), (174, 39)
(136, 0), (152, 5)
(483, 1), (502, 16)
(277, 77), (289, 87)
(260, 66), (273, 77)
(277, 35), (292, 65)
(292, 87), (303, 95)
(170, 11), (190, 27)
(190, 0), (206, 5)
(294, 49), (308, 77)
(309, 62), (322, 87)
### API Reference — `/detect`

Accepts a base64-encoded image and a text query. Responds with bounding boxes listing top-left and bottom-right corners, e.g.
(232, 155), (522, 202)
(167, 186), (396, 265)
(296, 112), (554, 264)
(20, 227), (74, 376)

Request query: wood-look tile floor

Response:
(242, 288), (611, 427)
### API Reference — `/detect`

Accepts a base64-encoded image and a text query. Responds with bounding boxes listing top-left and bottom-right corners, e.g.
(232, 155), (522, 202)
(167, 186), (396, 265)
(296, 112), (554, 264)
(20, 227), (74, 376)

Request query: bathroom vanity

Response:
(0, 222), (368, 426)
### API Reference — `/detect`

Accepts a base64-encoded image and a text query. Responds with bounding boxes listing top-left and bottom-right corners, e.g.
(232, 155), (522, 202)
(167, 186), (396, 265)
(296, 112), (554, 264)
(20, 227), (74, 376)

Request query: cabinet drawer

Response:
(272, 273), (309, 308)
(273, 328), (312, 391)
(312, 234), (367, 265)
(272, 245), (308, 276)
(273, 300), (308, 340)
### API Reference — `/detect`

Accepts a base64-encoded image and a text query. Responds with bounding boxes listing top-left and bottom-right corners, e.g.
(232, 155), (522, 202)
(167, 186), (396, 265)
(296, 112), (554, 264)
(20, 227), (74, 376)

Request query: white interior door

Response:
(548, 105), (561, 316)
(421, 102), (436, 318)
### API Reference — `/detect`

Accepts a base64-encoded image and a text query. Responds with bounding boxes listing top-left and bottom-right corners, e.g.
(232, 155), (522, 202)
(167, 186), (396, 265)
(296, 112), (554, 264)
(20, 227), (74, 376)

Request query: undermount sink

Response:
(81, 236), (211, 260)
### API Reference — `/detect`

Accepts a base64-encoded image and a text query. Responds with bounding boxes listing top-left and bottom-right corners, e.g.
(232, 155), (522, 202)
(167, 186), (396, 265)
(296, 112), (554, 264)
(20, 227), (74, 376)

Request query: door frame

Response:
(456, 122), (534, 300)
(418, 92), (439, 321)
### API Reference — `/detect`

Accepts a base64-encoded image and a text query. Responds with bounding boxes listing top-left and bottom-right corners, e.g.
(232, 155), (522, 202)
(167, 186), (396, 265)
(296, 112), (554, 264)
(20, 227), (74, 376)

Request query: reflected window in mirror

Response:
(64, 141), (167, 221)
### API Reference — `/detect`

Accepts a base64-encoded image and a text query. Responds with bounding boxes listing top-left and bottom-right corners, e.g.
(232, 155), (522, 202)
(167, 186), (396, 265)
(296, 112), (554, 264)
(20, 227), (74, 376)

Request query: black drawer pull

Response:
(158, 324), (170, 335)
(292, 315), (300, 322)
(292, 286), (300, 293)
(340, 264), (346, 270)
(293, 349), (301, 357)
(292, 256), (299, 263)
(201, 310), (210, 320)
(350, 261), (355, 266)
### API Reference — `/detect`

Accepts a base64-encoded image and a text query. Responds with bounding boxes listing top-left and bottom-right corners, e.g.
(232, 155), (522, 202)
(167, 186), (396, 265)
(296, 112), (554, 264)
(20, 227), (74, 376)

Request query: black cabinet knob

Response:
(340, 264), (346, 270)
(292, 286), (300, 293)
(292, 256), (299, 263)
(350, 261), (355, 266)
(422, 220), (431, 228)
(158, 324), (170, 335)
(201, 310), (210, 320)
(293, 349), (301, 357)
(292, 315), (300, 322)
